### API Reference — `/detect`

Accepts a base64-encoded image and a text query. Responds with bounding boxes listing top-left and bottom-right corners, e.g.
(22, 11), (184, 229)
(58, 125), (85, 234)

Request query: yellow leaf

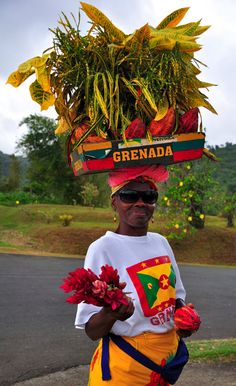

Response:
(35, 65), (51, 92)
(81, 2), (125, 42)
(54, 93), (68, 116)
(6, 70), (34, 87)
(97, 128), (107, 139)
(132, 79), (157, 112)
(187, 92), (217, 114)
(189, 63), (201, 75)
(156, 8), (190, 29)
(155, 98), (169, 121)
(124, 24), (151, 50)
(18, 54), (50, 73)
(55, 117), (70, 135)
(94, 74), (109, 119)
(151, 29), (195, 42)
(175, 22), (199, 35)
(149, 36), (176, 50)
(18, 60), (33, 73)
(146, 129), (153, 143)
(177, 40), (202, 53)
(29, 80), (55, 110)
(195, 25), (211, 36)
(195, 80), (217, 89)
(203, 148), (220, 161)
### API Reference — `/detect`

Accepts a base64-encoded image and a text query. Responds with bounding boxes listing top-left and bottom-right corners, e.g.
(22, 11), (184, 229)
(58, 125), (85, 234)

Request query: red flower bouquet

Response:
(174, 304), (201, 332)
(60, 264), (129, 310)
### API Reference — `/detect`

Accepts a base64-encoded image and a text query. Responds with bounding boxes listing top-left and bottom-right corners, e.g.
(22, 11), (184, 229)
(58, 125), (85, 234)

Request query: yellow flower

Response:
(179, 181), (183, 187)
(189, 193), (193, 198)
(175, 224), (180, 229)
(188, 216), (192, 222)
(163, 196), (168, 201)
(186, 165), (191, 170)
(183, 229), (187, 233)
(199, 214), (205, 220)
(16, 200), (20, 205)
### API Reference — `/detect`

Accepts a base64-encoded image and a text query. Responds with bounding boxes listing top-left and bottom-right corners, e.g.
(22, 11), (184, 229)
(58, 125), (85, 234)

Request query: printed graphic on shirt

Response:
(126, 256), (176, 317)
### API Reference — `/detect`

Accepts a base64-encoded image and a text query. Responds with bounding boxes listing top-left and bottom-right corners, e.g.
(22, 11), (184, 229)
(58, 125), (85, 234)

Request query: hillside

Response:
(0, 151), (28, 180)
(210, 143), (236, 189)
(0, 204), (235, 265)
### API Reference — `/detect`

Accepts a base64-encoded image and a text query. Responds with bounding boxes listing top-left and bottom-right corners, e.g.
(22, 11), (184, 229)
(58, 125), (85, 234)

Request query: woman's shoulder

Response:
(147, 231), (168, 242)
(87, 231), (115, 252)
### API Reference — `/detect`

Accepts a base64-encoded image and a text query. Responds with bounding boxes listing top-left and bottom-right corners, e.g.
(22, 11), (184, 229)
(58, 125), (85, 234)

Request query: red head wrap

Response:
(108, 165), (169, 195)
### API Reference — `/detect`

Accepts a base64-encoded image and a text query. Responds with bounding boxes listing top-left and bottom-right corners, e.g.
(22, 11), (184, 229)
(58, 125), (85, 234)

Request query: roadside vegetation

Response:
(0, 115), (236, 261)
(0, 203), (235, 265)
(187, 339), (236, 362)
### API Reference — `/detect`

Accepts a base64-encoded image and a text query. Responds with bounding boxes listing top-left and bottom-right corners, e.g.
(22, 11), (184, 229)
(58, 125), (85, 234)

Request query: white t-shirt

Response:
(75, 231), (186, 336)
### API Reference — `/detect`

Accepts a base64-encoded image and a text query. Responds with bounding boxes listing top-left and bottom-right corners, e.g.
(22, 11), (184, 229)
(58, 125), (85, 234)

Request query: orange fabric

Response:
(88, 330), (179, 386)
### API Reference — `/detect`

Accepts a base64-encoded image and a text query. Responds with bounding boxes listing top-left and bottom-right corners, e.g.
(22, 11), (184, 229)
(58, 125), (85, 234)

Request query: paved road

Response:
(0, 253), (235, 386)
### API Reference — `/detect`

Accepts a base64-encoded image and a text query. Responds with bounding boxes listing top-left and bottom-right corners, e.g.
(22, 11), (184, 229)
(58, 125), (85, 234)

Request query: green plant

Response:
(59, 214), (73, 226)
(80, 182), (99, 207)
(0, 191), (37, 205)
(159, 159), (217, 238)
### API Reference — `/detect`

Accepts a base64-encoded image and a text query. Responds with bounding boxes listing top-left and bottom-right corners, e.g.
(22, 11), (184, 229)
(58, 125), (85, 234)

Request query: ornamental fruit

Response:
(177, 107), (199, 133)
(149, 108), (176, 137)
(174, 305), (201, 332)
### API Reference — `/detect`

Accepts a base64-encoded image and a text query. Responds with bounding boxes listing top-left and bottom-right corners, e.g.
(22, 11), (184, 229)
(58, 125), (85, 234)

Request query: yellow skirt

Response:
(88, 329), (179, 386)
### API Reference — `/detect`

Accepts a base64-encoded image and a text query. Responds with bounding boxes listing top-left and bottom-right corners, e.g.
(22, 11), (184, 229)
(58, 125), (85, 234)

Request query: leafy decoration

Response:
(29, 80), (55, 110)
(7, 2), (216, 146)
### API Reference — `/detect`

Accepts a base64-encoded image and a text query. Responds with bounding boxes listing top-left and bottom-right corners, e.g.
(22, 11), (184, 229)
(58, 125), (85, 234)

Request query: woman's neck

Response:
(115, 224), (148, 236)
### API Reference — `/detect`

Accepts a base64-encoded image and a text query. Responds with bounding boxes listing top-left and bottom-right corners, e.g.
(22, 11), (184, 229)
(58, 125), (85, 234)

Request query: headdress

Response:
(7, 3), (217, 175)
(108, 165), (169, 195)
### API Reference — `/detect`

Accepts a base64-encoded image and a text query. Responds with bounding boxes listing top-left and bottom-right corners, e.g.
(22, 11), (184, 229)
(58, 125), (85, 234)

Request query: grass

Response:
(0, 241), (15, 248)
(187, 339), (236, 362)
(0, 204), (235, 264)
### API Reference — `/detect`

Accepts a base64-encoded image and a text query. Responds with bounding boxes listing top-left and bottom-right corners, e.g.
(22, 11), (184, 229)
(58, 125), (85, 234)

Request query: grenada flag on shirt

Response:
(127, 256), (176, 317)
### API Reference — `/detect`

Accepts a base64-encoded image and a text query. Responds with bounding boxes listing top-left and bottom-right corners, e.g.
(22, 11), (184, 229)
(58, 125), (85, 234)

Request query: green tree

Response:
(160, 159), (217, 238)
(221, 183), (236, 227)
(8, 154), (21, 191)
(17, 114), (82, 203)
(80, 182), (99, 207)
(79, 173), (111, 207)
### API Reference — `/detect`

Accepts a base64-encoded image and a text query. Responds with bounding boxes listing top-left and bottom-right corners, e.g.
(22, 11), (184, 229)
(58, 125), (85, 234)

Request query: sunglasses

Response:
(118, 189), (158, 204)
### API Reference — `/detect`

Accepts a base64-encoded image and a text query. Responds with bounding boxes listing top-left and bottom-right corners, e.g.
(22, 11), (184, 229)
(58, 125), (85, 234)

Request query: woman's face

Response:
(112, 181), (157, 235)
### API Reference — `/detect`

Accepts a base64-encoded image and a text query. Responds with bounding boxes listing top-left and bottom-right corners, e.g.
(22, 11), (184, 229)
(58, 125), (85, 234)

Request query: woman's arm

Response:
(85, 301), (135, 341)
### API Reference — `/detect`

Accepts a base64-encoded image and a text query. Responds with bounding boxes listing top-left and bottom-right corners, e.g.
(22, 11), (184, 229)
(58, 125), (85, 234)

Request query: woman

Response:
(75, 165), (193, 386)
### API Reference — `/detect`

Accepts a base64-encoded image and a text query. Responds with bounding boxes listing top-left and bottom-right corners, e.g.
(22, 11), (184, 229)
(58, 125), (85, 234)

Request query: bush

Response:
(59, 214), (73, 226)
(0, 191), (37, 205)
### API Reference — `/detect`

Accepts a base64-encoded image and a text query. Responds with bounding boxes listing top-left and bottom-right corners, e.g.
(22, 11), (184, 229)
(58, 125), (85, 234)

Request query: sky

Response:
(0, 0), (235, 155)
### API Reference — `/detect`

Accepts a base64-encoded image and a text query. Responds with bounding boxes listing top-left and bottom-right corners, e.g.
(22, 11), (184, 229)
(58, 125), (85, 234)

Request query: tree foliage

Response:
(159, 158), (217, 238)
(17, 114), (83, 203)
(8, 154), (21, 191)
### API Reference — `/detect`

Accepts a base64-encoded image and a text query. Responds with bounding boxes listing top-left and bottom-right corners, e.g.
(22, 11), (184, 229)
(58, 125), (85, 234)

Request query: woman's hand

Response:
(174, 301), (201, 338)
(85, 300), (135, 341)
(103, 300), (135, 321)
(176, 329), (193, 338)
